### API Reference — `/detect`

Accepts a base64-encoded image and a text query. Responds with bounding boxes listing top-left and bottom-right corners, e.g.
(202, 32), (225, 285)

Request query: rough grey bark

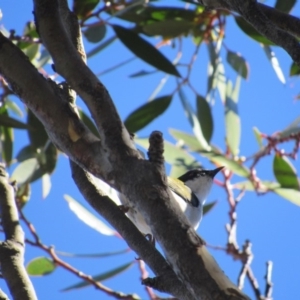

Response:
(0, 0), (251, 299)
(199, 0), (300, 66)
(0, 165), (37, 300)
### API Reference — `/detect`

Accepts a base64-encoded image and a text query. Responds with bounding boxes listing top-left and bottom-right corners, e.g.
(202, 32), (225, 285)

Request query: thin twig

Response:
(19, 208), (138, 300)
(137, 260), (158, 300)
(264, 261), (273, 300)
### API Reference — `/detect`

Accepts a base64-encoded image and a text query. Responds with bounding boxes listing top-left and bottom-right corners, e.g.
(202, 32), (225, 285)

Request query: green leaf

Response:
(17, 22), (38, 50)
(203, 201), (217, 215)
(273, 155), (299, 190)
(97, 57), (136, 77)
(73, 0), (100, 19)
(169, 128), (201, 151)
(262, 45), (285, 84)
(225, 78), (241, 156)
(275, 0), (296, 13)
(42, 173), (51, 199)
(196, 95), (213, 144)
(61, 261), (133, 291)
(29, 143), (57, 183)
(142, 19), (193, 38)
(279, 116), (300, 138)
(113, 25), (180, 77)
(87, 35), (117, 58)
(35, 49), (51, 69)
(179, 89), (211, 151)
(165, 141), (199, 168)
(64, 195), (117, 236)
(201, 151), (249, 177)
(23, 43), (40, 62)
(0, 108), (14, 165)
(129, 70), (157, 78)
(109, 5), (198, 24)
(290, 62), (300, 76)
(5, 98), (23, 117)
(11, 158), (39, 185)
(273, 188), (300, 206)
(27, 110), (48, 149)
(56, 248), (129, 258)
(0, 125), (13, 166)
(27, 257), (56, 276)
(0, 114), (28, 129)
(206, 42), (226, 103)
(79, 110), (99, 137)
(234, 180), (280, 192)
(84, 24), (106, 43)
(23, 21), (39, 38)
(14, 143), (57, 184)
(252, 127), (263, 149)
(235, 16), (274, 45)
(16, 145), (36, 162)
(124, 95), (172, 133)
(226, 50), (248, 79)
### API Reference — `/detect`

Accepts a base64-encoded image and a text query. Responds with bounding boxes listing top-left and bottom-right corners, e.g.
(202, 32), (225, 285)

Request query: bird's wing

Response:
(167, 177), (199, 207)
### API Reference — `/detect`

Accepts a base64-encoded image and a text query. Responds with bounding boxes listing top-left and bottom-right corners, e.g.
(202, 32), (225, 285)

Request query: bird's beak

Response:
(209, 166), (224, 178)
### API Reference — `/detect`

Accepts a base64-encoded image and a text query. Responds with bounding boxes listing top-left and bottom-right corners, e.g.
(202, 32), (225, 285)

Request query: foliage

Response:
(0, 0), (299, 299)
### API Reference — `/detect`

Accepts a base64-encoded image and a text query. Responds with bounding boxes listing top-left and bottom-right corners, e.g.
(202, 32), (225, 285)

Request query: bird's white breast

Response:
(118, 189), (204, 235)
(171, 192), (203, 230)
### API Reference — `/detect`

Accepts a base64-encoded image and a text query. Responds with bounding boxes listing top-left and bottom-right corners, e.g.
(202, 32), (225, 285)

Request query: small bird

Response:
(119, 166), (224, 236)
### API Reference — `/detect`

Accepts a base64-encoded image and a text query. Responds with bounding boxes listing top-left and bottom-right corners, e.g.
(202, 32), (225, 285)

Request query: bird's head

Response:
(178, 166), (224, 202)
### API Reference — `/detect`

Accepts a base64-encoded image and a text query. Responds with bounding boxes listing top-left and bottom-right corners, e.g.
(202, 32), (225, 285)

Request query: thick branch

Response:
(0, 33), (110, 177)
(33, 0), (136, 167)
(259, 4), (300, 38)
(0, 165), (37, 300)
(0, 1), (251, 298)
(34, 1), (250, 298)
(200, 0), (300, 66)
(70, 161), (194, 299)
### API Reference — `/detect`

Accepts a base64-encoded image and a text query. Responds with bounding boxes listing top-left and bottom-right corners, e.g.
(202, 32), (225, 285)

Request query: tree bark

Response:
(0, 0), (251, 298)
(0, 165), (37, 300)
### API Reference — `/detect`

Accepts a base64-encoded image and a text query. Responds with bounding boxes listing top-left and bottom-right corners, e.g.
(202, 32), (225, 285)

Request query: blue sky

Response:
(1, 1), (300, 299)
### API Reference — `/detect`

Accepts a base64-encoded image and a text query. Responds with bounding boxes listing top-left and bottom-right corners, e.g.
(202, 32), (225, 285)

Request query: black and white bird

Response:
(119, 166), (224, 235)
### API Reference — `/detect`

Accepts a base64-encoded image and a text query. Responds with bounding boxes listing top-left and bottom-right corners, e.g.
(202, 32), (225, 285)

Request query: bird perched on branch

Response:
(119, 166), (224, 237)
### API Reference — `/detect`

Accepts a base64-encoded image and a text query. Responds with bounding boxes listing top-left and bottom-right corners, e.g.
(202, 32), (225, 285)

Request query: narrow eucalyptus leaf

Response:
(252, 127), (263, 148)
(275, 0), (296, 13)
(124, 95), (172, 132)
(11, 158), (39, 185)
(203, 201), (217, 215)
(64, 195), (117, 236)
(27, 110), (48, 149)
(169, 128), (201, 151)
(262, 45), (285, 84)
(0, 114), (29, 129)
(179, 89), (210, 151)
(61, 261), (133, 291)
(196, 95), (213, 143)
(273, 188), (300, 206)
(1, 126), (13, 166)
(113, 25), (181, 77)
(226, 50), (248, 79)
(87, 35), (117, 58)
(225, 79), (241, 156)
(273, 155), (299, 190)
